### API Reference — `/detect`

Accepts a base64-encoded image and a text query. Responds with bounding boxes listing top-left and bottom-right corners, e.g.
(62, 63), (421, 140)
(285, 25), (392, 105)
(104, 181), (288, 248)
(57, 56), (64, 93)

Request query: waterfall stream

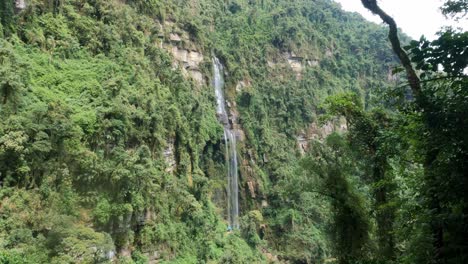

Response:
(213, 57), (239, 230)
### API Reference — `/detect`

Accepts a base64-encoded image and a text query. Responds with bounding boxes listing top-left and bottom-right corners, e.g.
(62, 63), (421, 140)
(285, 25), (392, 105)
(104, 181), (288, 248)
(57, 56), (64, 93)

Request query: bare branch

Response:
(361, 0), (423, 103)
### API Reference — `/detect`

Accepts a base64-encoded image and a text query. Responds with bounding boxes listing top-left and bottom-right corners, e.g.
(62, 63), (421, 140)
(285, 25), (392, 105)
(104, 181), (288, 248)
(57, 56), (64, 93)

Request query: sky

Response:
(333, 0), (468, 40)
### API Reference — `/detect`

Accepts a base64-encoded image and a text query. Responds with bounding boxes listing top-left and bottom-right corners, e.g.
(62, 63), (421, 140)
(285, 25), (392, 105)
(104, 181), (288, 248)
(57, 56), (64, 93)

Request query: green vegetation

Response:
(1, 0), (466, 263)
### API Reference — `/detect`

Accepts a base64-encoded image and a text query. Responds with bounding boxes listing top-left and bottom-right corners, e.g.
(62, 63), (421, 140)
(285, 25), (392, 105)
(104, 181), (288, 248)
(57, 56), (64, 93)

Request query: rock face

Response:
(297, 133), (308, 155)
(287, 58), (303, 73)
(188, 69), (203, 84)
(163, 137), (176, 173)
(297, 120), (348, 155)
(307, 59), (319, 67)
(187, 51), (203, 68)
(120, 247), (131, 258)
(145, 251), (160, 264)
(167, 45), (205, 85)
(15, 0), (26, 11)
(247, 181), (256, 198)
(235, 79), (251, 93)
(171, 46), (188, 62)
(267, 51), (320, 79)
(169, 33), (182, 42)
(284, 52), (303, 79)
(160, 20), (206, 86)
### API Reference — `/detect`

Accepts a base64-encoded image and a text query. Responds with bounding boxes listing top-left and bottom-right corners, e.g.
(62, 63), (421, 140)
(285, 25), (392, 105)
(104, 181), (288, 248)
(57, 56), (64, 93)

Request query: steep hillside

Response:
(1, 0), (400, 263)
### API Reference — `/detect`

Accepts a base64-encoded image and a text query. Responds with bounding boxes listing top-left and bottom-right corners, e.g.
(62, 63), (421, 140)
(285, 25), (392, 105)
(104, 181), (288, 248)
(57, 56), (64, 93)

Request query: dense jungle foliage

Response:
(0, 0), (467, 263)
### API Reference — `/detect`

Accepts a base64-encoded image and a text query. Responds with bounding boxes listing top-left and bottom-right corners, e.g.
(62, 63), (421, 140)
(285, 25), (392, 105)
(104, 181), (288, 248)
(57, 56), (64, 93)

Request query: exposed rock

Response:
(261, 200), (269, 208)
(228, 106), (240, 129)
(169, 33), (182, 42)
(297, 133), (308, 155)
(309, 121), (347, 139)
(261, 247), (279, 262)
(106, 250), (116, 260)
(283, 51), (306, 79)
(120, 247), (132, 257)
(135, 211), (146, 226)
(244, 165), (254, 178)
(164, 20), (175, 27)
(145, 208), (156, 222)
(145, 251), (160, 264)
(171, 46), (188, 62)
(319, 122), (334, 137)
(267, 60), (277, 68)
(297, 120), (347, 155)
(340, 123), (347, 131)
(235, 80), (251, 93)
(156, 40), (164, 49)
(163, 137), (176, 173)
(235, 128), (245, 142)
(307, 59), (319, 67)
(247, 181), (256, 198)
(287, 58), (303, 73)
(167, 45), (205, 85)
(188, 69), (203, 85)
(265, 252), (279, 262)
(187, 51), (203, 69)
(15, 0), (26, 11)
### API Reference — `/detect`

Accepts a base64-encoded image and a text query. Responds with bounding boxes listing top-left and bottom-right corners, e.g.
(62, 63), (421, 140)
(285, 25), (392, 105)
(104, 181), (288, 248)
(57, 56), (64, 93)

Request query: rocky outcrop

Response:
(15, 0), (26, 11)
(267, 51), (320, 79)
(159, 20), (205, 86)
(120, 247), (132, 258)
(145, 251), (160, 264)
(169, 33), (182, 42)
(187, 51), (203, 68)
(297, 133), (308, 155)
(171, 46), (188, 62)
(297, 120), (348, 155)
(163, 137), (176, 173)
(247, 181), (256, 198)
(166, 45), (205, 85)
(188, 69), (203, 84)
(284, 51), (303, 79)
(236, 79), (251, 93)
(307, 59), (319, 67)
(287, 57), (303, 73)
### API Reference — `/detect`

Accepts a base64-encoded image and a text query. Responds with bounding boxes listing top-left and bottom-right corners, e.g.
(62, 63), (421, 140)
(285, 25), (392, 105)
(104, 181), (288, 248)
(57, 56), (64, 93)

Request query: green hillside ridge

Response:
(1, 0), (467, 263)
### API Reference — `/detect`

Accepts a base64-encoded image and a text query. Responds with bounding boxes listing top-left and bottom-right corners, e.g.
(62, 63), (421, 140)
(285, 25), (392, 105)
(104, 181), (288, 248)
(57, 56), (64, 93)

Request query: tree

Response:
(361, 0), (468, 262)
(305, 134), (371, 264)
(324, 93), (398, 261)
(0, 42), (27, 110)
(0, 0), (14, 36)
(441, 0), (468, 20)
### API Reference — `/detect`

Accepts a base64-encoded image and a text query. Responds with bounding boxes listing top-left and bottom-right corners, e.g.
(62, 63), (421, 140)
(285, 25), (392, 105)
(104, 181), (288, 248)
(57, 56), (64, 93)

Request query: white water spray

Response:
(213, 57), (239, 229)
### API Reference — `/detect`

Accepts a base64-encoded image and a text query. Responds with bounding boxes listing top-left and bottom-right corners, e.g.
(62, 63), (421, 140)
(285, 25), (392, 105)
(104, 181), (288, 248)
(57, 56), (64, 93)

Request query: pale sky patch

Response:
(333, 0), (468, 40)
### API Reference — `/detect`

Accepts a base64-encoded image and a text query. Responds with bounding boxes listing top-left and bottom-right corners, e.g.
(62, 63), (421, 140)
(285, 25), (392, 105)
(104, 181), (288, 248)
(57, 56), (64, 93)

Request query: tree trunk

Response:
(360, 1), (443, 261)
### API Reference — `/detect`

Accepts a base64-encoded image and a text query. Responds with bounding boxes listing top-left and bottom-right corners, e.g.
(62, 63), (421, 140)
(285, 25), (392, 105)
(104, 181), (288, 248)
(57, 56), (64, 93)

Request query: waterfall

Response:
(213, 57), (240, 230)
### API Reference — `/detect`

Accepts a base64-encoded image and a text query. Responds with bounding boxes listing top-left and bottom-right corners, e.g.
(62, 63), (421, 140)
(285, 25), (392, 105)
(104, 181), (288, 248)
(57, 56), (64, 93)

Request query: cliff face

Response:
(0, 0), (397, 262)
(15, 0), (26, 11)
